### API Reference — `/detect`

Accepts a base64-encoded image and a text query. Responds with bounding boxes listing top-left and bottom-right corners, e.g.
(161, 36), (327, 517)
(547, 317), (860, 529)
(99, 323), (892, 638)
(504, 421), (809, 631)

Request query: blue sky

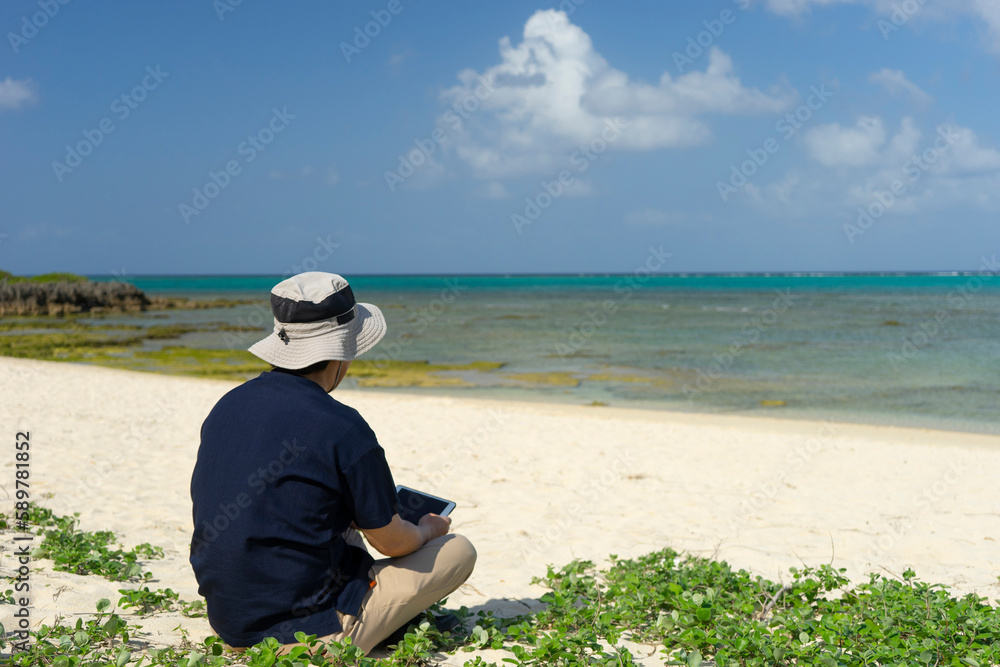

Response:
(1, 0), (999, 275)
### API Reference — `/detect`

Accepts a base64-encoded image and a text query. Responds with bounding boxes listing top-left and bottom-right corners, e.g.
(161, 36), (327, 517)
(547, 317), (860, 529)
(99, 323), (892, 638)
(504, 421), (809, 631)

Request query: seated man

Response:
(189, 272), (476, 654)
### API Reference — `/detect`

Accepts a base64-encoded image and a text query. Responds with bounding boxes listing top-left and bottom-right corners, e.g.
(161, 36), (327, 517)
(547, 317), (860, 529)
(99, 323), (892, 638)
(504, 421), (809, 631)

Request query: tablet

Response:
(396, 485), (456, 524)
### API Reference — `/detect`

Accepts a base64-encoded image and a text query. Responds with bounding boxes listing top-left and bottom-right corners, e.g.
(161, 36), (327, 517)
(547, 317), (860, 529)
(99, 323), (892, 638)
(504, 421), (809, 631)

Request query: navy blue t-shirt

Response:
(190, 370), (400, 647)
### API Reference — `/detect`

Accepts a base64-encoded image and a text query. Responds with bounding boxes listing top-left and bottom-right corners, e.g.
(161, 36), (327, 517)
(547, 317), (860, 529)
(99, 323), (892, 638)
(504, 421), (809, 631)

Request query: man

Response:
(189, 272), (476, 654)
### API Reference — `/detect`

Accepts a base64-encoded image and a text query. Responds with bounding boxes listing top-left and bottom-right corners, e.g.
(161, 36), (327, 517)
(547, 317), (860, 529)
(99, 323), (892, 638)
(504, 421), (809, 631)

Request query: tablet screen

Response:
(396, 486), (455, 523)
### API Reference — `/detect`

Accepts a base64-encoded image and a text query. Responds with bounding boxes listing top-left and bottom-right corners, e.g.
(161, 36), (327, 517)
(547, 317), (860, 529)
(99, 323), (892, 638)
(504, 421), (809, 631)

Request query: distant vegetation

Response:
(0, 271), (252, 316)
(0, 269), (89, 283)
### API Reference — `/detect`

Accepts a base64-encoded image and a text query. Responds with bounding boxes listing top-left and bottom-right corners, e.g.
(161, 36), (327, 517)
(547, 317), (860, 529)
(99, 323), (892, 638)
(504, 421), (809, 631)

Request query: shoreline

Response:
(9, 272), (1000, 440)
(338, 381), (1000, 440)
(59, 354), (1000, 439)
(3, 356), (1000, 655)
(9, 354), (1000, 446)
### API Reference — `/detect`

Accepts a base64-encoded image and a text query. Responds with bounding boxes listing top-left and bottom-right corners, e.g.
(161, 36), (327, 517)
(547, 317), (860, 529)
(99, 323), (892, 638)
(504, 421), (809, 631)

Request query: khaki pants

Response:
(259, 531), (476, 655)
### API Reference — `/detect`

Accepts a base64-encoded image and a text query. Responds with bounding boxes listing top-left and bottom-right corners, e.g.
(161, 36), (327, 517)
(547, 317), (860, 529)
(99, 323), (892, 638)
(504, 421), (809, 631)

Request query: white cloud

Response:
(480, 182), (510, 199)
(0, 77), (37, 110)
(763, 0), (1000, 52)
(747, 119), (1000, 218)
(387, 46), (416, 72)
(17, 222), (72, 241)
(803, 115), (890, 167)
(268, 165), (339, 185)
(936, 126), (1000, 173)
(624, 208), (684, 226)
(764, 0), (859, 16)
(868, 68), (933, 106)
(441, 10), (794, 179)
(970, 0), (1000, 49)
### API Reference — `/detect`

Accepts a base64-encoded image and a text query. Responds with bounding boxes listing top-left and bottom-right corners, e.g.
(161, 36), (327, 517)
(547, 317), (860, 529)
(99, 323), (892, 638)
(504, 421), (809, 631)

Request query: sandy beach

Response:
(2, 356), (999, 662)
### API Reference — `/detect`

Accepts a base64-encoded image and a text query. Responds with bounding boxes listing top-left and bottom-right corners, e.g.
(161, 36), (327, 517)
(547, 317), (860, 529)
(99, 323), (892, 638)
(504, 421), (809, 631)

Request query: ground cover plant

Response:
(116, 586), (206, 618)
(29, 504), (164, 582)
(4, 539), (1000, 666)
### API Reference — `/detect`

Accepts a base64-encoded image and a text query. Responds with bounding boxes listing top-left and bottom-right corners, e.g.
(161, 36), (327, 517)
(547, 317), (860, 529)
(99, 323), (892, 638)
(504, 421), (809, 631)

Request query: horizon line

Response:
(82, 270), (999, 278)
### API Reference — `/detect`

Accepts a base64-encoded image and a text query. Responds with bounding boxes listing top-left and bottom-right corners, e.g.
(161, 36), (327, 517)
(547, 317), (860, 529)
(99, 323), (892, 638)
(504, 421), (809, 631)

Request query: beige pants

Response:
(255, 530), (476, 655)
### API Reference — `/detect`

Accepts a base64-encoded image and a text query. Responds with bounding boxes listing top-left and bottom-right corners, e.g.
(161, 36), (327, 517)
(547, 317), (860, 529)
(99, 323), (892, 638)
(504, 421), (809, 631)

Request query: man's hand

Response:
(361, 513), (452, 558)
(417, 513), (451, 542)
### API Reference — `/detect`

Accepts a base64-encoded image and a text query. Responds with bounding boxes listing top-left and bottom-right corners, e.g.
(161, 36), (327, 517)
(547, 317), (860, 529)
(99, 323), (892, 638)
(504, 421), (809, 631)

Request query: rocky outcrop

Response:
(0, 280), (151, 316)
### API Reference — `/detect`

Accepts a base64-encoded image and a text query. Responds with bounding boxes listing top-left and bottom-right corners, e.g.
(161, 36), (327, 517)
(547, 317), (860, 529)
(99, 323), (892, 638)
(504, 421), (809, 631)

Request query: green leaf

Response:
(73, 629), (89, 646)
(799, 631), (810, 643)
(115, 649), (131, 667)
(104, 615), (122, 636)
(687, 651), (703, 667)
(96, 598), (111, 612)
(695, 606), (712, 622)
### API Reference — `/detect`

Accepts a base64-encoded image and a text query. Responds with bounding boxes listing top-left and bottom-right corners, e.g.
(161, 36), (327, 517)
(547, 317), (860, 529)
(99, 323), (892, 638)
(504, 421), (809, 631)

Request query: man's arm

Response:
(361, 513), (452, 558)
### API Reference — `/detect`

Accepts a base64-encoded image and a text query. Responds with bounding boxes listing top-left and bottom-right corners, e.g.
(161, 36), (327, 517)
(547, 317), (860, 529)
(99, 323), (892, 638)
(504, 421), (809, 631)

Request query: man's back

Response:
(190, 370), (398, 646)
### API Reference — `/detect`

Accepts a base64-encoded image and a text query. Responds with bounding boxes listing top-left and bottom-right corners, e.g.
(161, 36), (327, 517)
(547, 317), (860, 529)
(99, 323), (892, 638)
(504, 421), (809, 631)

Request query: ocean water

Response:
(89, 274), (1000, 435)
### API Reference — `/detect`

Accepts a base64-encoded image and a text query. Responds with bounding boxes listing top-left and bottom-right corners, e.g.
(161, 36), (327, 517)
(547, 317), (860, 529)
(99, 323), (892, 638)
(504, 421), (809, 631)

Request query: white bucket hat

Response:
(248, 272), (387, 369)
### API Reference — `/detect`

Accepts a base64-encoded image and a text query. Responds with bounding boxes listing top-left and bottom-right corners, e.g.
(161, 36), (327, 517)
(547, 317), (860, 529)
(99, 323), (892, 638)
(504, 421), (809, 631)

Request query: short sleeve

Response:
(342, 446), (399, 529)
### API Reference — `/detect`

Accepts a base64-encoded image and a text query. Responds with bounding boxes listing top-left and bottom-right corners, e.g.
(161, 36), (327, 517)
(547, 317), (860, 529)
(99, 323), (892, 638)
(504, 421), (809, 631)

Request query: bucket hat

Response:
(248, 272), (386, 368)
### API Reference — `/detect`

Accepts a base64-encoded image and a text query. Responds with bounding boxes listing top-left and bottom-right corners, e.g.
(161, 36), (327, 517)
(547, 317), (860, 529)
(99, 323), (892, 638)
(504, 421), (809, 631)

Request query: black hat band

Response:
(270, 285), (357, 325)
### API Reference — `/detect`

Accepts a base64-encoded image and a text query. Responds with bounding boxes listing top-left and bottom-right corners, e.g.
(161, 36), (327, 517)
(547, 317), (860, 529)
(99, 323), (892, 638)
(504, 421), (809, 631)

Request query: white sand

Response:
(2, 356), (999, 663)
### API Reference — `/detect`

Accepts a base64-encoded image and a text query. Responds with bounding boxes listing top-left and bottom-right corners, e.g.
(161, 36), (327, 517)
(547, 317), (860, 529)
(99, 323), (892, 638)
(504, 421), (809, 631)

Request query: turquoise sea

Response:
(90, 273), (1000, 435)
